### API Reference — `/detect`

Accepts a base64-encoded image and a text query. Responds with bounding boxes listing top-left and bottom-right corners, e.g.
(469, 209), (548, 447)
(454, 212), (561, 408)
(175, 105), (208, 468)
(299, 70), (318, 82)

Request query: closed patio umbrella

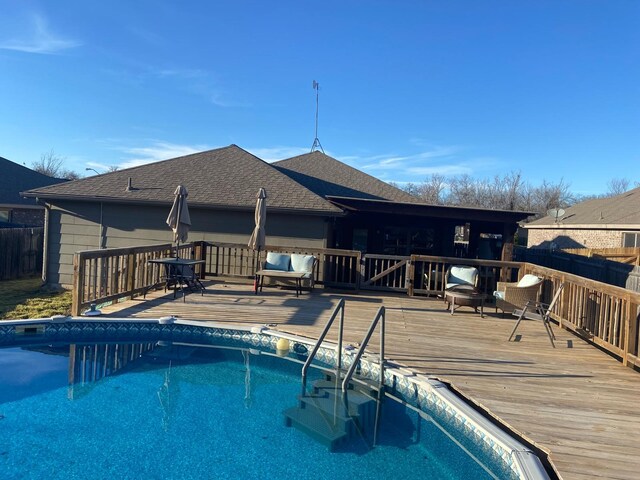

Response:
(248, 187), (267, 292)
(166, 185), (191, 255)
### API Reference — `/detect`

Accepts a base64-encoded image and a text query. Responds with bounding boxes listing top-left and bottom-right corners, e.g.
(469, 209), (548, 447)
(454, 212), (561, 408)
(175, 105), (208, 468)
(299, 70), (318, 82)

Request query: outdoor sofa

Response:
(256, 252), (317, 297)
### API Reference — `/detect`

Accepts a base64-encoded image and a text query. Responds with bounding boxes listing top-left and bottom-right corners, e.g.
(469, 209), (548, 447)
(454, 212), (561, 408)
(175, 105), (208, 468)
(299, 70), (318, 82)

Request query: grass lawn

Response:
(0, 278), (72, 320)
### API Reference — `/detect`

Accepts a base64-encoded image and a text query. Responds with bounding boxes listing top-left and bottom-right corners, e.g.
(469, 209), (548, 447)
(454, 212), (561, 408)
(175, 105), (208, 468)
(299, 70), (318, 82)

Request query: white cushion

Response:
(517, 274), (541, 288)
(265, 252), (290, 271)
(290, 254), (315, 273)
(448, 266), (478, 286)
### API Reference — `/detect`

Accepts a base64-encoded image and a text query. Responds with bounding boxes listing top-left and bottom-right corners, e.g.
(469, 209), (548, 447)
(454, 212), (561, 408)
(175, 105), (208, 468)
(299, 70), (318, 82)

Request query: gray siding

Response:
(46, 201), (329, 287)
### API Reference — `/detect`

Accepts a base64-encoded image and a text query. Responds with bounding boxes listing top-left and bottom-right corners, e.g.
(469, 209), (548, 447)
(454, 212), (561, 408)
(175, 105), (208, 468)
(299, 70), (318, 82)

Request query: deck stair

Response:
(283, 374), (379, 451)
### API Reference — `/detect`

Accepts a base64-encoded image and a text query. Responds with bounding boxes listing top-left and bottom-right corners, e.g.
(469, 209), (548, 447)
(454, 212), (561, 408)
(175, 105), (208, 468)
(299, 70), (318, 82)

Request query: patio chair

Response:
(494, 274), (543, 316)
(508, 283), (565, 347)
(169, 264), (205, 301)
(444, 265), (479, 291)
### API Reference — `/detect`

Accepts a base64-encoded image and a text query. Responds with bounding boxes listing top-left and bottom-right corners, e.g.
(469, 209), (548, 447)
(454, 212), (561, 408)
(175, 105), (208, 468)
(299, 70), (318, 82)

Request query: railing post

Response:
(355, 251), (362, 292)
(560, 273), (570, 329)
(126, 253), (136, 299)
(407, 256), (415, 296)
(359, 254), (366, 291)
(72, 253), (85, 316)
(622, 299), (635, 367)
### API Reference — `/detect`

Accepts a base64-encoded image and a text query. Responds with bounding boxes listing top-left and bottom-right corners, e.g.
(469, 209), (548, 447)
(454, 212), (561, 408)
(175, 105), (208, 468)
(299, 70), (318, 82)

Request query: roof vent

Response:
(126, 177), (133, 192)
(599, 211), (604, 220)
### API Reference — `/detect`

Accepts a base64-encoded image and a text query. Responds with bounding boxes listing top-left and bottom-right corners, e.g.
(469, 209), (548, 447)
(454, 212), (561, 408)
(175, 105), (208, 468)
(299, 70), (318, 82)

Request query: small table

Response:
(255, 270), (306, 297)
(147, 257), (206, 301)
(444, 285), (488, 317)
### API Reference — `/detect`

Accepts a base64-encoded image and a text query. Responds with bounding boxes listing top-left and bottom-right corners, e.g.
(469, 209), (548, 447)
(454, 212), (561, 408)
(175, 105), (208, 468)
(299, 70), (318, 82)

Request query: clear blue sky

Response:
(1, 1), (638, 195)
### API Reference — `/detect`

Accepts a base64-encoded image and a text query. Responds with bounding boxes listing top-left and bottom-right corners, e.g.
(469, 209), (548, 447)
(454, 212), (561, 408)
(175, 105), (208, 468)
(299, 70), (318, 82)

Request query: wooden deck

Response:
(100, 281), (640, 480)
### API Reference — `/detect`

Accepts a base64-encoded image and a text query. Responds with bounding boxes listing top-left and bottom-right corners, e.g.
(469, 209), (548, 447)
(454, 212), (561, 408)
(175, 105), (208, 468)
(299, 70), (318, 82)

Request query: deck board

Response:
(100, 281), (640, 480)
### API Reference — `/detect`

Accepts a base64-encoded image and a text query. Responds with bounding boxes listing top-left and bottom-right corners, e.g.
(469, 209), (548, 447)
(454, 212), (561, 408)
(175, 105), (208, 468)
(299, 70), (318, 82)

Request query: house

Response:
(525, 186), (640, 249)
(0, 156), (66, 227)
(23, 145), (532, 287)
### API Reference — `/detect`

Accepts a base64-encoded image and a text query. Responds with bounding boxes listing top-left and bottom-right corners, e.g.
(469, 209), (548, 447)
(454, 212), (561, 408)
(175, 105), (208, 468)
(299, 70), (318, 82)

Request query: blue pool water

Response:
(0, 341), (514, 480)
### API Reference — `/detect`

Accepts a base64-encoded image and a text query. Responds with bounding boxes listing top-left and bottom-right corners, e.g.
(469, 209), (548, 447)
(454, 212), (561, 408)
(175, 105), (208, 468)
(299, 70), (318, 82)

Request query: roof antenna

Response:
(310, 80), (325, 153)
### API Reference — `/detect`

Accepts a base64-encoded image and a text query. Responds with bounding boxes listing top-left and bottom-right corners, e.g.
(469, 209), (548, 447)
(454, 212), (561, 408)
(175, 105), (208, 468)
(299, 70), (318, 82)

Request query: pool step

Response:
(283, 377), (380, 451)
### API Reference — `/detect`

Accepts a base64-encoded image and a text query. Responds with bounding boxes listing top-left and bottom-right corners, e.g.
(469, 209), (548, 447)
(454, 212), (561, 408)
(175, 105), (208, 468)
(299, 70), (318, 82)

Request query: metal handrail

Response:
(301, 298), (345, 393)
(341, 306), (385, 394)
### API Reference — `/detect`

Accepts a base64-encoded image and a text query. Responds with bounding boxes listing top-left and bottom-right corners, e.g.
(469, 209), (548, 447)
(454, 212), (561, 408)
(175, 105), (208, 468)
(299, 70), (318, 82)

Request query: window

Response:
(0, 209), (9, 223)
(622, 232), (640, 248)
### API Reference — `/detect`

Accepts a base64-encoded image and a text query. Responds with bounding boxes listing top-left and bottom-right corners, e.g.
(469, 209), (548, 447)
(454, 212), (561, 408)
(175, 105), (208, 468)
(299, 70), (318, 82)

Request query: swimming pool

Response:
(0, 317), (549, 479)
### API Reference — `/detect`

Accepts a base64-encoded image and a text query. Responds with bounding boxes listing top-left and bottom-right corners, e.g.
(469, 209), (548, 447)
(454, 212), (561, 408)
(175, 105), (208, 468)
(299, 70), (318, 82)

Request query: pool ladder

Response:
(285, 300), (386, 450)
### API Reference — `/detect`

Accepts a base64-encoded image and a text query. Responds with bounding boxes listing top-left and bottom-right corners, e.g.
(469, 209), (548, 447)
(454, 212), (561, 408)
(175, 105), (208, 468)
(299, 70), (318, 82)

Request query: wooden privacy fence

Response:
(522, 263), (640, 369)
(563, 247), (640, 265)
(515, 247), (640, 293)
(0, 227), (44, 280)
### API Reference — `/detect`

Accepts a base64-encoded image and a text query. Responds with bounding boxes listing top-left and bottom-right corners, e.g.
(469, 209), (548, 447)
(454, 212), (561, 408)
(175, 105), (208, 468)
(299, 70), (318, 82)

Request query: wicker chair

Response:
(494, 275), (543, 315)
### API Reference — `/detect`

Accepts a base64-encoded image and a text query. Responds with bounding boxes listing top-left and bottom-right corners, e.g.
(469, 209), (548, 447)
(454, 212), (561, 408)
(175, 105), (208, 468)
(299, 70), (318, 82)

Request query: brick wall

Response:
(527, 228), (625, 249)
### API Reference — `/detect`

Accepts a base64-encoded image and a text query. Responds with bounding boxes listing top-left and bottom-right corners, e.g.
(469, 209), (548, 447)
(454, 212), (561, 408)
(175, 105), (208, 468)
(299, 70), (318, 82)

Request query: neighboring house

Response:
(23, 145), (532, 287)
(525, 186), (640, 249)
(0, 156), (66, 227)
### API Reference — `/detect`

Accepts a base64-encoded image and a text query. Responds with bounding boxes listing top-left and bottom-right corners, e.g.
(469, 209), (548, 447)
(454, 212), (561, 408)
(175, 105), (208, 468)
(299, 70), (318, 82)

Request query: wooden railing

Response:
(407, 255), (522, 296)
(202, 242), (361, 289)
(522, 264), (640, 369)
(70, 243), (640, 370)
(72, 243), (183, 316)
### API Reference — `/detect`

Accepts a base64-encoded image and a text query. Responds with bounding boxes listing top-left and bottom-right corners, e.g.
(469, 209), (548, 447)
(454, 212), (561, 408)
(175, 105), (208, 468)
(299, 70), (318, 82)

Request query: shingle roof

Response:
(22, 145), (342, 214)
(273, 151), (417, 202)
(0, 156), (67, 206)
(526, 186), (640, 228)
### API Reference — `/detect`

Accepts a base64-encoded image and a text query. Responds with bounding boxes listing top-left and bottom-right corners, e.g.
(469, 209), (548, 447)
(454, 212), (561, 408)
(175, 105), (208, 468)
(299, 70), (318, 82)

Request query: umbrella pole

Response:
(254, 248), (260, 294)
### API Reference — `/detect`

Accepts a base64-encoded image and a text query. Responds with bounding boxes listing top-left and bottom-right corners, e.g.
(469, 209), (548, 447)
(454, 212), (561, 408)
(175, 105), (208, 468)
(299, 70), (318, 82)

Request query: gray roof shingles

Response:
(1, 156), (67, 206)
(527, 186), (640, 227)
(273, 151), (418, 203)
(23, 145), (342, 214)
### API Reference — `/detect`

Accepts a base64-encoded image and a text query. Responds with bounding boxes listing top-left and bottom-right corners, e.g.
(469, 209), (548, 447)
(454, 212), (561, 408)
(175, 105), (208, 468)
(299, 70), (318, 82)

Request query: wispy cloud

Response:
(360, 144), (461, 171)
(0, 14), (81, 54)
(407, 164), (472, 176)
(246, 146), (310, 162)
(151, 68), (247, 108)
(343, 141), (507, 185)
(116, 141), (212, 169)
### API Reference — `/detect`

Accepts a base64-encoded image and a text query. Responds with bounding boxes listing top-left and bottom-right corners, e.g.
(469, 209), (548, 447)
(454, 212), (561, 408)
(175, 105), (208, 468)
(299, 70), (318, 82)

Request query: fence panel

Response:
(0, 227), (44, 280)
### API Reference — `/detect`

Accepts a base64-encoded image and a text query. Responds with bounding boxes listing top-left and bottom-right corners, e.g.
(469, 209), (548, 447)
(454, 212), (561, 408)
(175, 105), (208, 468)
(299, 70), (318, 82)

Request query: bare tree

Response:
(502, 171), (524, 210)
(106, 165), (120, 172)
(31, 149), (80, 180)
(606, 178), (630, 196)
(531, 179), (573, 216)
(32, 149), (65, 177)
(417, 174), (446, 204)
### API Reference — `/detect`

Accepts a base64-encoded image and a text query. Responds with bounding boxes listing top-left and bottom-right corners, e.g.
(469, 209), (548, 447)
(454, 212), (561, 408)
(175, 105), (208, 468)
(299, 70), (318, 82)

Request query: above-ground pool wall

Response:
(45, 200), (331, 287)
